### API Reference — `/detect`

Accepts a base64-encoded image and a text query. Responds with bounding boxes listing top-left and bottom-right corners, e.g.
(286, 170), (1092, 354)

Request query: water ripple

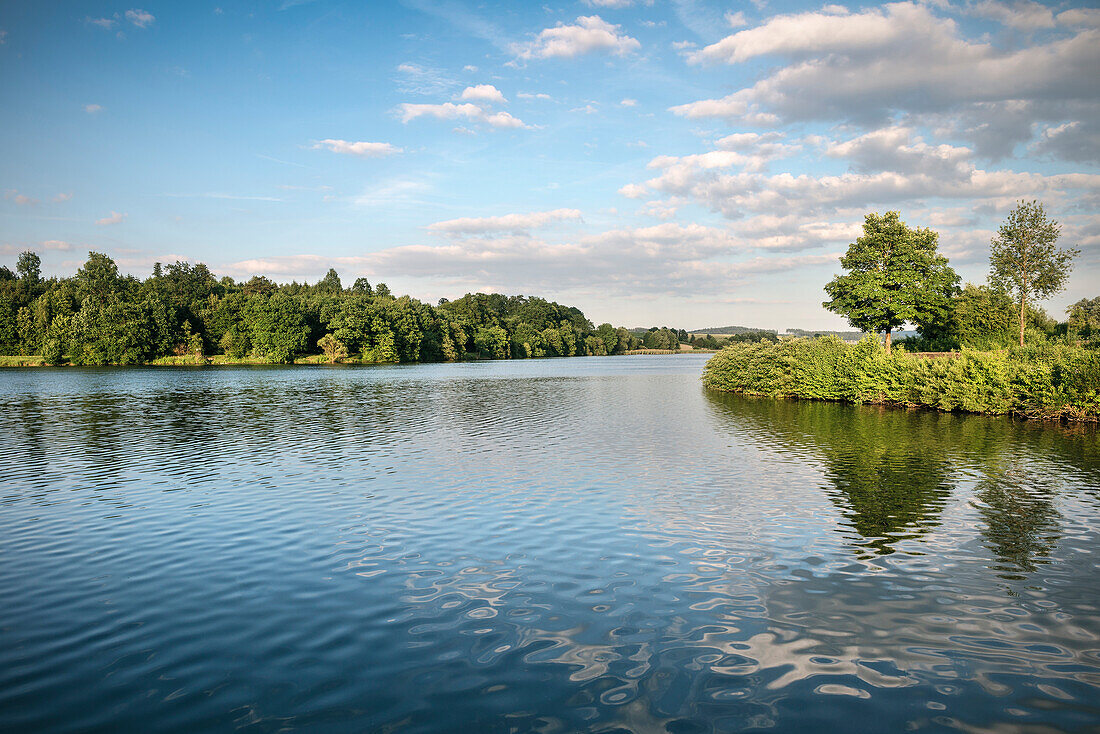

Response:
(1, 356), (1099, 732)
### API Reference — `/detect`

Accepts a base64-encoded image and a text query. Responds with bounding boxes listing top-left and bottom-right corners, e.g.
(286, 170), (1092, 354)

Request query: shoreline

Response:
(704, 385), (1100, 423)
(702, 338), (1100, 424)
(0, 350), (715, 368)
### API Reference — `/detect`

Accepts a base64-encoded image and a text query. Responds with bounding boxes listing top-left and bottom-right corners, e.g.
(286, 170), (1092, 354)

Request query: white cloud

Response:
(463, 64), (478, 72)
(517, 92), (552, 100)
(620, 98), (637, 107)
(5, 190), (38, 206)
(125, 9), (155, 28)
(1033, 120), (1100, 164)
(636, 127), (1100, 226)
(968, 0), (1054, 30)
(312, 139), (402, 157)
(1057, 8), (1100, 27)
(96, 211), (126, 226)
(86, 17), (116, 30)
(619, 183), (648, 199)
(41, 240), (73, 251)
(53, 192), (73, 203)
(394, 62), (456, 96)
(671, 2), (1100, 160)
(214, 217), (847, 301)
(458, 84), (506, 104)
(511, 16), (640, 60)
(84, 104), (103, 114)
(398, 102), (529, 129)
(725, 11), (747, 27)
(428, 208), (583, 236)
(583, 0), (636, 7)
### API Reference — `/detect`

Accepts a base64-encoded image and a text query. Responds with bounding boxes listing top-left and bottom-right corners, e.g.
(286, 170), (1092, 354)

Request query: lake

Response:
(2, 354), (1099, 733)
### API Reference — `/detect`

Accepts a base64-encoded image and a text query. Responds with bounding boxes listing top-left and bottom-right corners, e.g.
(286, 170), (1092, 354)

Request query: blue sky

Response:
(1, 0), (1097, 330)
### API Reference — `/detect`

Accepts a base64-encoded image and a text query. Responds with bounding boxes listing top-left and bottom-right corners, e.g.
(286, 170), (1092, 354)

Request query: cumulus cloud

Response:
(312, 139), (402, 157)
(427, 208), (583, 236)
(824, 126), (973, 179)
(619, 183), (648, 199)
(620, 98), (637, 107)
(124, 9), (155, 28)
(458, 84), (506, 104)
(968, 0), (1054, 30)
(672, 2), (1100, 160)
(1057, 8), (1100, 27)
(96, 211), (126, 226)
(216, 219), (841, 299)
(40, 240), (73, 251)
(398, 102), (529, 129)
(511, 16), (640, 60)
(1032, 120), (1100, 164)
(724, 11), (748, 27)
(517, 92), (552, 100)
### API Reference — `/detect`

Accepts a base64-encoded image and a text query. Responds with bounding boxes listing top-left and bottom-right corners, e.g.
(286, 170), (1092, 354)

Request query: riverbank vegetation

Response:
(706, 201), (1098, 421)
(0, 251), (659, 365)
(703, 337), (1099, 421)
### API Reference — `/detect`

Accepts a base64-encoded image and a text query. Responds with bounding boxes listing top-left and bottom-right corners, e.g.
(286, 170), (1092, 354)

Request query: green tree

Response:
(824, 211), (959, 353)
(243, 292), (308, 363)
(317, 333), (348, 363)
(1067, 296), (1100, 341)
(989, 200), (1079, 346)
(474, 325), (509, 359)
(17, 251), (41, 286)
(75, 251), (121, 300)
(318, 268), (342, 293)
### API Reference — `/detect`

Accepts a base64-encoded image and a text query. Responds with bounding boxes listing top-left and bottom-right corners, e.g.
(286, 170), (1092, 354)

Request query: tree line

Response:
(822, 201), (1088, 353)
(0, 251), (660, 365)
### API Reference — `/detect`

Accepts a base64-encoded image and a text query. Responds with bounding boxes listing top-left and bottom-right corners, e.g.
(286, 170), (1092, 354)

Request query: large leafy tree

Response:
(823, 211), (959, 353)
(989, 200), (1079, 346)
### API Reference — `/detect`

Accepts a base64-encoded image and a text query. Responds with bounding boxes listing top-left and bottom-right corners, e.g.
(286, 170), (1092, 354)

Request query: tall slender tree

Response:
(989, 200), (1079, 346)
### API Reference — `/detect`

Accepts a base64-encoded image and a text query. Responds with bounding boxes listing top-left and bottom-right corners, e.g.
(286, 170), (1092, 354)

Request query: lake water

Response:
(2, 354), (1099, 733)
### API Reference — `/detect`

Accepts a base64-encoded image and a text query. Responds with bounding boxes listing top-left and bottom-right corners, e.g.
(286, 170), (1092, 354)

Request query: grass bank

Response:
(702, 337), (1100, 422)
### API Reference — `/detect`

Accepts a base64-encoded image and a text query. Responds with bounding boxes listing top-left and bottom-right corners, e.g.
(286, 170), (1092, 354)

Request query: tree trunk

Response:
(1019, 295), (1026, 347)
(884, 329), (891, 354)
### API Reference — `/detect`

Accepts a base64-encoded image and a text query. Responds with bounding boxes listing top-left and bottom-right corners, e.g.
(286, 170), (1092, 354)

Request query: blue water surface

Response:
(1, 355), (1098, 733)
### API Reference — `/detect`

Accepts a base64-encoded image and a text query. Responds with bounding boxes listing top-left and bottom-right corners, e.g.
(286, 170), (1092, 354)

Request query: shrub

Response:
(702, 337), (1099, 421)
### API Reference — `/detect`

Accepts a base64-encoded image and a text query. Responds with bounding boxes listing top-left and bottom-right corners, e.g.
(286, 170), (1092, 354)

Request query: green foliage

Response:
(989, 200), (1079, 346)
(642, 327), (679, 350)
(703, 337), (1100, 421)
(823, 211), (960, 349)
(17, 251), (41, 285)
(317, 333), (348, 363)
(0, 253), (638, 367)
(1067, 297), (1100, 345)
(243, 292), (309, 363)
(474, 325), (509, 359)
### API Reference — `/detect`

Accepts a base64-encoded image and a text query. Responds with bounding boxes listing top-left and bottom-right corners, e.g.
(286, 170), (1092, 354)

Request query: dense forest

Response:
(0, 250), (669, 365)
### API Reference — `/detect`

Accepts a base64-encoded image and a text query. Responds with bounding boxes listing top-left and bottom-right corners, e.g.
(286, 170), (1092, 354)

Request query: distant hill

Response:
(690, 325), (778, 335)
(781, 328), (920, 341)
(783, 328), (867, 340)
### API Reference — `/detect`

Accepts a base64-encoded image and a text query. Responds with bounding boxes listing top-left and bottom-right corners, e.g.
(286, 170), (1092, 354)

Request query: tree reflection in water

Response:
(702, 391), (1094, 570)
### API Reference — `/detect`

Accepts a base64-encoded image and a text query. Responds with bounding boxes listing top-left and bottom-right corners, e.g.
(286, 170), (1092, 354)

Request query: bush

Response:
(703, 337), (1100, 421)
